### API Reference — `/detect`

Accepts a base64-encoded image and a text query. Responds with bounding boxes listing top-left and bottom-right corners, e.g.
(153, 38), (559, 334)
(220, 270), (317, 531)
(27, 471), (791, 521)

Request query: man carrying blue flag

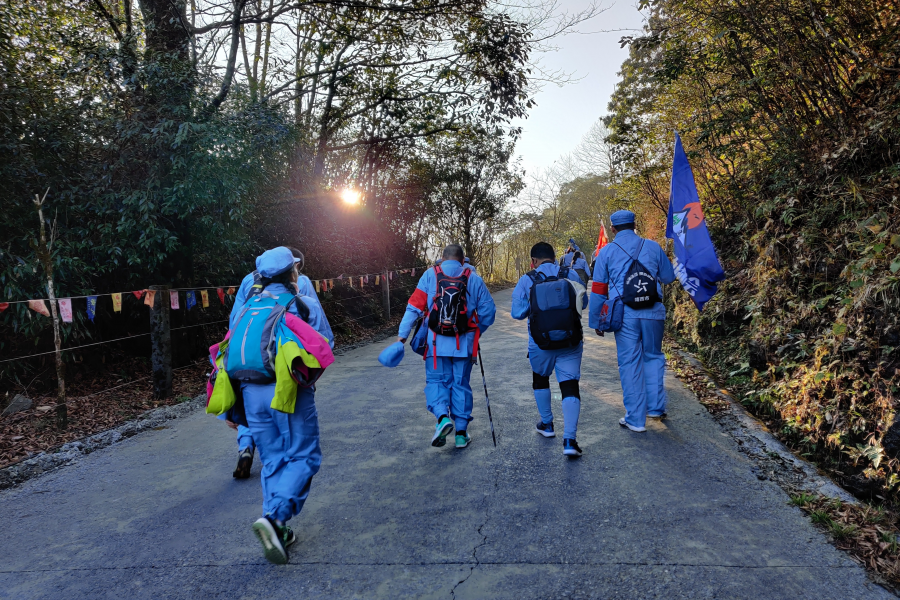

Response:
(589, 210), (675, 432)
(667, 134), (725, 311)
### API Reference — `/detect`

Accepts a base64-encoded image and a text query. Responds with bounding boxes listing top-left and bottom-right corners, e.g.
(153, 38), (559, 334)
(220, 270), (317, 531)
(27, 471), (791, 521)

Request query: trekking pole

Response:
(477, 348), (497, 447)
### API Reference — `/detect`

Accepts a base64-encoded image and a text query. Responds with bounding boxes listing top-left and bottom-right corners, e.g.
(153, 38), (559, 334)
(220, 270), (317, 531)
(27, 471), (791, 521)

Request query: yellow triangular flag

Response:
(375, 275), (380, 285)
(112, 293), (122, 312)
(200, 290), (209, 308)
(315, 280), (320, 293)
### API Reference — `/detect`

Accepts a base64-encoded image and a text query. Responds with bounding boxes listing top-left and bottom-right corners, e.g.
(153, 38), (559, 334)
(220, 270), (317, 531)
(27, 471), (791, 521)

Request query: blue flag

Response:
(86, 296), (98, 322)
(186, 291), (197, 311)
(666, 134), (725, 311)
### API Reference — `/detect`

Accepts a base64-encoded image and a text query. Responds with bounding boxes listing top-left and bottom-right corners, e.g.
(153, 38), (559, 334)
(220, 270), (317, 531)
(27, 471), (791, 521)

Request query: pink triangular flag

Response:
(28, 299), (50, 317)
(170, 290), (180, 310)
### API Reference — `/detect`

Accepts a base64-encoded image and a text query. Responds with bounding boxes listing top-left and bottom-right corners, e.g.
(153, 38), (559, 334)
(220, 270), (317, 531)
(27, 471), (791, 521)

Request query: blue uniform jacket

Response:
(230, 275), (334, 348)
(398, 260), (496, 358)
(588, 230), (676, 326)
(571, 257), (589, 274)
(511, 262), (589, 345)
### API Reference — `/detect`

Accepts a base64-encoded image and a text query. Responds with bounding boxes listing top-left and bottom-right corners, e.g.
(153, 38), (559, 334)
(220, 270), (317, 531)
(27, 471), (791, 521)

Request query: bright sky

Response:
(512, 0), (646, 177)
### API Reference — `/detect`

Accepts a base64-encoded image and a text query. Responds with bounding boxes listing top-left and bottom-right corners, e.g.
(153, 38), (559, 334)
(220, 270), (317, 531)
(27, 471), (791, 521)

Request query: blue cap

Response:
(378, 341), (405, 368)
(610, 210), (636, 226)
(256, 246), (302, 278)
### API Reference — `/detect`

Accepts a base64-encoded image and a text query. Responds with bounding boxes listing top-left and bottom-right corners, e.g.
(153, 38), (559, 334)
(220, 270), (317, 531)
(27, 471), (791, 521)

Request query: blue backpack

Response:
(225, 291), (298, 383)
(526, 267), (582, 350)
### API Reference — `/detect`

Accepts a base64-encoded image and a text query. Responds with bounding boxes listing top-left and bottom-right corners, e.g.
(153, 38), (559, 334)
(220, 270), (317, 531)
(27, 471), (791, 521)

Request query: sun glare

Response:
(341, 188), (361, 205)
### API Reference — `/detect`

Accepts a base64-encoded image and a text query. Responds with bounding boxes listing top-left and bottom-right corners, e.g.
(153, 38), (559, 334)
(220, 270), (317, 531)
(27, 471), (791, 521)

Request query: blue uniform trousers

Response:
(425, 357), (474, 432)
(236, 424), (254, 452)
(241, 382), (322, 523)
(529, 342), (582, 439)
(614, 318), (666, 428)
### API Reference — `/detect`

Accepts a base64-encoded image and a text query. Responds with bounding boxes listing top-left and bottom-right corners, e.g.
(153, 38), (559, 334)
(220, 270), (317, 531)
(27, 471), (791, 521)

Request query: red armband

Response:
(408, 288), (428, 311)
(592, 282), (608, 295)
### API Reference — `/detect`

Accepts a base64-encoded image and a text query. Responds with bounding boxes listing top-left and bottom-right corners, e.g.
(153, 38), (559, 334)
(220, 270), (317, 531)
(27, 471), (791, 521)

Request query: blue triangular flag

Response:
(186, 291), (197, 311)
(666, 133), (725, 311)
(86, 296), (98, 322)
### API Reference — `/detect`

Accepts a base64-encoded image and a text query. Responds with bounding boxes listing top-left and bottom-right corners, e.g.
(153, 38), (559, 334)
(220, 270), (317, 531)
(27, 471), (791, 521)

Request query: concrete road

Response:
(0, 289), (892, 599)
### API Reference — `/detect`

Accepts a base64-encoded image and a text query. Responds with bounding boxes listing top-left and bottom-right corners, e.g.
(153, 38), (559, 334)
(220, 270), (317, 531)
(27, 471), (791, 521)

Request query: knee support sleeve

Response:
(559, 379), (580, 400)
(532, 372), (550, 390)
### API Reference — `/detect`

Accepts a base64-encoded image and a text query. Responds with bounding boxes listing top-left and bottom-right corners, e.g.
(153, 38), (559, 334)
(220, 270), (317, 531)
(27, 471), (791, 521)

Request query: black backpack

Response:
(614, 240), (660, 309)
(526, 267), (582, 350)
(427, 265), (472, 336)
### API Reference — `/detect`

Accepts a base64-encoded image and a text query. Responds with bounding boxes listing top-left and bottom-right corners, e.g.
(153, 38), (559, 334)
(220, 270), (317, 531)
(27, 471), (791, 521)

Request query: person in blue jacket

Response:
(589, 210), (676, 432)
(512, 242), (589, 457)
(227, 247), (333, 479)
(398, 244), (496, 449)
(570, 251), (590, 284)
(229, 246), (334, 564)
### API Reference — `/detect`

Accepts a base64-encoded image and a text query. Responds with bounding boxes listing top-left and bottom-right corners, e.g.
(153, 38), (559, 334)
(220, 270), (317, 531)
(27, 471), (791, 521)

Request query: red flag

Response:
(217, 288), (225, 304)
(0, 302), (8, 313)
(593, 223), (609, 258)
(132, 290), (144, 300)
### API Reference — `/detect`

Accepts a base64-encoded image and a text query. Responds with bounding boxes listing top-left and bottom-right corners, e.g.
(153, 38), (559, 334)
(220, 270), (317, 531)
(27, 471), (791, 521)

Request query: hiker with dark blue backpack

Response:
(226, 247), (332, 480)
(397, 244), (496, 449)
(511, 242), (588, 457)
(589, 210), (675, 432)
(224, 246), (334, 564)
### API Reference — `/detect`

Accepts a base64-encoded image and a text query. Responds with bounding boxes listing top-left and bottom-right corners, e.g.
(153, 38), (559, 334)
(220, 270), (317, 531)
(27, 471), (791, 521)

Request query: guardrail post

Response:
(382, 269), (391, 321)
(149, 284), (173, 399)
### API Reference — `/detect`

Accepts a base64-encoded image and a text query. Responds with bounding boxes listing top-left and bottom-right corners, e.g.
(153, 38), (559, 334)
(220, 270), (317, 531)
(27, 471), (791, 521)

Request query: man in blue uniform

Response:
(512, 242), (588, 457)
(227, 247), (333, 479)
(589, 211), (676, 432)
(398, 244), (496, 449)
(229, 246), (334, 564)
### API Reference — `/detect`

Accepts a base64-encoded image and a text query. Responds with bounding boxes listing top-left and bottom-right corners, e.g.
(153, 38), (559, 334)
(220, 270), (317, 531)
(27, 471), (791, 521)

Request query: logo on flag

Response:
(666, 134), (725, 311)
(112, 293), (122, 312)
(186, 291), (197, 311)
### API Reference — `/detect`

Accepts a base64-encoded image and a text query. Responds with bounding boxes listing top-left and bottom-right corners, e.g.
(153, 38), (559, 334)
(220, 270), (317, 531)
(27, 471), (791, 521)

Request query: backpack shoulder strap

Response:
(526, 269), (543, 283)
(559, 266), (569, 279)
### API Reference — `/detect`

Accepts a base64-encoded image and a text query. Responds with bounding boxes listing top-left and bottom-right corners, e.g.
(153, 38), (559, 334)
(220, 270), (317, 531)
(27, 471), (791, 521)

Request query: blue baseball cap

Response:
(378, 341), (405, 368)
(256, 246), (302, 278)
(610, 210), (636, 226)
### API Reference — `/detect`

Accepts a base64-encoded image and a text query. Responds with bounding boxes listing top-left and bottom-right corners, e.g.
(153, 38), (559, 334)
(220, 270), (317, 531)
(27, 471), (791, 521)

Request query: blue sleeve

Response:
(229, 273), (255, 330)
(472, 276), (496, 333)
(588, 251), (609, 330)
(294, 294), (335, 349)
(510, 276), (531, 320)
(398, 271), (431, 339)
(658, 245), (676, 285)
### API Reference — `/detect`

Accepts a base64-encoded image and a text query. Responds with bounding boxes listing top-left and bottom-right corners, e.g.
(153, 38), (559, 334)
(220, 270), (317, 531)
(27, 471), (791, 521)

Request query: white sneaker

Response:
(619, 417), (647, 433)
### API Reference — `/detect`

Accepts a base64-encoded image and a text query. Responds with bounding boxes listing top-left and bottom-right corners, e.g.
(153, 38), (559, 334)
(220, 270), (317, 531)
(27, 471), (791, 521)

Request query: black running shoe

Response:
(563, 438), (583, 457)
(535, 420), (556, 438)
(233, 448), (253, 479)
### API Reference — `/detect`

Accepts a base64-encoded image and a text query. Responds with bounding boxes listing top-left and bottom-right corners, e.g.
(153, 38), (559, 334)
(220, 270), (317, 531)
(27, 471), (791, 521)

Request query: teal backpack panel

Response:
(225, 291), (296, 383)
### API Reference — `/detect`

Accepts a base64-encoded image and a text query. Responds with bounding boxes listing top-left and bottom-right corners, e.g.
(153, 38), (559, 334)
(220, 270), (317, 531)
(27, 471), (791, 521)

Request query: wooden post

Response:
(149, 284), (173, 399)
(32, 189), (66, 430)
(381, 269), (390, 321)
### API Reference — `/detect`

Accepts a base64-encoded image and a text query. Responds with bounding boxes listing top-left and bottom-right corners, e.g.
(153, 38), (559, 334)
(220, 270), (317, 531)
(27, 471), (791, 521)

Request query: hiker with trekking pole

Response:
(511, 242), (588, 457)
(394, 244), (496, 449)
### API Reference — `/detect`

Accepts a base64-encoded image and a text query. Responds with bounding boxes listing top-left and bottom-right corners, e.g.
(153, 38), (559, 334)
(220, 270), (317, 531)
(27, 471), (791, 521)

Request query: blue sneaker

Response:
(535, 420), (555, 438)
(431, 416), (454, 447)
(563, 438), (583, 457)
(455, 431), (471, 448)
